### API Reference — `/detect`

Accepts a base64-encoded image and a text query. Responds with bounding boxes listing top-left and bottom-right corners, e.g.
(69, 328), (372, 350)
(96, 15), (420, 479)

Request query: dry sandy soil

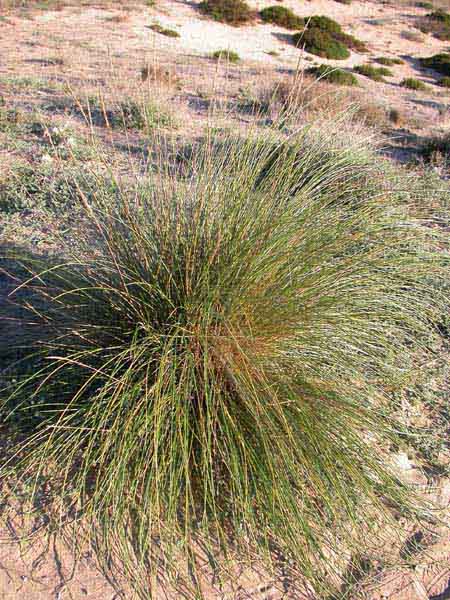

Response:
(1, 1), (450, 598)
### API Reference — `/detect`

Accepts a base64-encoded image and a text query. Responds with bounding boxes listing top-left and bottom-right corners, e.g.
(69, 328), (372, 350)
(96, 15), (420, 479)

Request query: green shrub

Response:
(416, 2), (434, 8)
(401, 77), (427, 90)
(420, 9), (450, 39)
(354, 64), (393, 81)
(420, 131), (450, 162)
(149, 23), (180, 37)
(292, 15), (366, 59)
(305, 15), (341, 34)
(421, 52), (450, 75)
(259, 5), (303, 29)
(374, 56), (404, 66)
(440, 76), (450, 86)
(199, 0), (254, 25)
(293, 28), (350, 59)
(307, 64), (358, 85)
(3, 124), (448, 599)
(211, 49), (240, 63)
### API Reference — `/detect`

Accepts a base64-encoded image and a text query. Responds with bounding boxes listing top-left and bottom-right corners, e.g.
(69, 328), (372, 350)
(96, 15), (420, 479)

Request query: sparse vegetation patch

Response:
(307, 64), (358, 85)
(354, 64), (393, 81)
(420, 9), (450, 40)
(199, 0), (254, 25)
(421, 52), (450, 75)
(211, 49), (240, 63)
(374, 56), (404, 66)
(259, 5), (303, 29)
(292, 15), (367, 59)
(401, 77), (428, 90)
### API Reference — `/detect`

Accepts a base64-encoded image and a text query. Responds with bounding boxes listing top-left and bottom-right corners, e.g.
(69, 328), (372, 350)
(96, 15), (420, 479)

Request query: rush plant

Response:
(2, 124), (448, 598)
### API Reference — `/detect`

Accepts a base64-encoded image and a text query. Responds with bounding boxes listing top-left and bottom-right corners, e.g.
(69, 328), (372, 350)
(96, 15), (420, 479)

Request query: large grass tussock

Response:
(2, 123), (448, 597)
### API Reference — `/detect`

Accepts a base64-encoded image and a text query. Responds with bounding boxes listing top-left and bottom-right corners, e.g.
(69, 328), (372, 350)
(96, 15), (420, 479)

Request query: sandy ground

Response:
(1, 1), (450, 598)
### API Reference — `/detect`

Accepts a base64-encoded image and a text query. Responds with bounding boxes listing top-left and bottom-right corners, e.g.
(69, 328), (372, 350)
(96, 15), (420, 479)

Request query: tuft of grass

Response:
(149, 22), (180, 37)
(401, 77), (428, 90)
(354, 64), (393, 81)
(2, 122), (448, 599)
(78, 96), (175, 131)
(374, 56), (404, 66)
(199, 0), (254, 25)
(421, 52), (450, 75)
(259, 5), (303, 29)
(307, 64), (358, 86)
(211, 49), (240, 63)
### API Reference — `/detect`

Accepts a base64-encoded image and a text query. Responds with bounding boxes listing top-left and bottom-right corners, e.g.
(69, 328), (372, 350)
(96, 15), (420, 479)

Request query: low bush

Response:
(199, 0), (254, 25)
(440, 75), (450, 86)
(354, 64), (393, 81)
(292, 15), (367, 59)
(307, 64), (358, 85)
(420, 131), (450, 163)
(294, 28), (350, 59)
(211, 49), (240, 62)
(374, 56), (404, 66)
(3, 123), (448, 599)
(421, 52), (450, 75)
(401, 77), (427, 90)
(420, 9), (450, 39)
(259, 5), (303, 29)
(149, 23), (180, 37)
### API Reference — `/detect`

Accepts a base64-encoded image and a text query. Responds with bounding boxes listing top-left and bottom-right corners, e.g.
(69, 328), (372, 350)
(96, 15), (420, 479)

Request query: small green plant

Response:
(211, 49), (240, 63)
(259, 5), (303, 29)
(421, 53), (450, 75)
(401, 77), (427, 90)
(374, 56), (404, 66)
(416, 2), (434, 8)
(307, 64), (358, 85)
(354, 64), (393, 81)
(440, 75), (450, 86)
(199, 0), (254, 25)
(149, 22), (180, 37)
